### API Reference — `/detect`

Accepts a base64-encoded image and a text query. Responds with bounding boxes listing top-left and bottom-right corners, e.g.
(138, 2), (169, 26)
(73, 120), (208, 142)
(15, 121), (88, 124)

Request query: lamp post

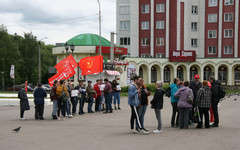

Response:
(1, 72), (4, 90)
(38, 37), (47, 83)
(64, 42), (75, 55)
(97, 0), (102, 56)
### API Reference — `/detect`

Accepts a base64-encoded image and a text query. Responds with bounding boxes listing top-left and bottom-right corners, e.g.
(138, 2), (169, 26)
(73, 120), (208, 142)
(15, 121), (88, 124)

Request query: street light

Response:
(97, 0), (102, 56)
(64, 42), (75, 54)
(38, 37), (47, 83)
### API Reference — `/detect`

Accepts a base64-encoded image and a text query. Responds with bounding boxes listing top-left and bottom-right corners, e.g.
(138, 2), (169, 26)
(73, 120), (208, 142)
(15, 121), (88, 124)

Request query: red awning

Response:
(105, 70), (120, 76)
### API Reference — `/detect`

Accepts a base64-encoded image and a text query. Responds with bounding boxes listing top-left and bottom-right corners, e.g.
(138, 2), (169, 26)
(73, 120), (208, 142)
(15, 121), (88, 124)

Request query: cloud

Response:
(0, 0), (116, 44)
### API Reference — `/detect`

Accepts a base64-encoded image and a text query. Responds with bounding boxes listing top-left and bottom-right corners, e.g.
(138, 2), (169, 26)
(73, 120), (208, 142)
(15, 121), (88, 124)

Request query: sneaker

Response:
(210, 122), (214, 126)
(153, 130), (162, 134)
(140, 129), (149, 135)
(20, 118), (26, 120)
(143, 128), (148, 132)
(57, 117), (61, 121)
(130, 129), (138, 134)
(68, 115), (73, 118)
(118, 107), (121, 110)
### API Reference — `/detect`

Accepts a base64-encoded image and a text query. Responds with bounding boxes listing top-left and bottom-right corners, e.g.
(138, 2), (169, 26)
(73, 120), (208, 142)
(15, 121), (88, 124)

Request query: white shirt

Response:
(71, 90), (79, 97)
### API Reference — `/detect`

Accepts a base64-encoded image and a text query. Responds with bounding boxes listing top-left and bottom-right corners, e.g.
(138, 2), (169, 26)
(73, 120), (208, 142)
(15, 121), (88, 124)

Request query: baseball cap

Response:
(194, 74), (200, 79)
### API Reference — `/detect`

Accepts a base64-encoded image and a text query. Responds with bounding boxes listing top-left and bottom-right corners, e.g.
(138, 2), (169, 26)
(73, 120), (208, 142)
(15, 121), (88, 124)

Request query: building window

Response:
(156, 4), (165, 13)
(224, 29), (233, 38)
(208, 30), (217, 38)
(225, 0), (234, 5)
(141, 38), (150, 46)
(192, 6), (198, 14)
(120, 37), (130, 45)
(204, 66), (213, 80)
(119, 5), (130, 14)
(224, 46), (233, 54)
(208, 46), (217, 54)
(218, 66), (228, 82)
(224, 13), (234, 22)
(156, 37), (164, 46)
(177, 66), (184, 81)
(120, 21), (130, 30)
(141, 4), (149, 13)
(190, 66), (198, 81)
(209, 0), (218, 7)
(191, 39), (198, 47)
(156, 21), (165, 29)
(156, 53), (165, 58)
(191, 22), (198, 31)
(234, 66), (240, 83)
(164, 66), (171, 82)
(151, 66), (157, 83)
(208, 14), (218, 23)
(141, 54), (150, 58)
(139, 67), (143, 78)
(141, 21), (149, 30)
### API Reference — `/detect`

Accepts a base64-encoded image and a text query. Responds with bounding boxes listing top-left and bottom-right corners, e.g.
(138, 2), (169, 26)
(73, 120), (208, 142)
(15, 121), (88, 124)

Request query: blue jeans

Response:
(113, 92), (120, 105)
(105, 92), (112, 112)
(72, 97), (78, 114)
(66, 100), (71, 115)
(136, 105), (148, 130)
(88, 97), (93, 112)
(52, 100), (58, 116)
(78, 97), (84, 114)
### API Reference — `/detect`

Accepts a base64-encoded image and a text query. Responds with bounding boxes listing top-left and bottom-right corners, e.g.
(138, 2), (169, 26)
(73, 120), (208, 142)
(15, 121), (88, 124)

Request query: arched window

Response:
(151, 66), (157, 83)
(139, 67), (143, 78)
(234, 66), (240, 85)
(204, 66), (213, 80)
(177, 66), (184, 81)
(190, 66), (198, 81)
(218, 66), (228, 81)
(164, 66), (170, 82)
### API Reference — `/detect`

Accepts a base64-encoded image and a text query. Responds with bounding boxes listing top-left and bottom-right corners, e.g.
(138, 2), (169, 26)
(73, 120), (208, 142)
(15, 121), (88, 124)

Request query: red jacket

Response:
(94, 84), (101, 98)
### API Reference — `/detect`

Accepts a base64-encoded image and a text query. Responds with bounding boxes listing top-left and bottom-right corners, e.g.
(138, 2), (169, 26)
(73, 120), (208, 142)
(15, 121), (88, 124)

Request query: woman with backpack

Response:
(56, 80), (69, 120)
(195, 81), (212, 128)
(174, 81), (194, 129)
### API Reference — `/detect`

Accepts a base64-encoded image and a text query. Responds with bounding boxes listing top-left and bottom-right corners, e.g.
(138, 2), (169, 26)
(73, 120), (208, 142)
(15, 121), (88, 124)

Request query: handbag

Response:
(187, 89), (193, 104)
(192, 107), (201, 123)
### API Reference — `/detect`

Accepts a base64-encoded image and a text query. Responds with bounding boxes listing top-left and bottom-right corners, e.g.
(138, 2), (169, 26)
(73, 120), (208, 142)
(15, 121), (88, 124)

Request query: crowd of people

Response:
(128, 75), (223, 135)
(18, 78), (122, 120)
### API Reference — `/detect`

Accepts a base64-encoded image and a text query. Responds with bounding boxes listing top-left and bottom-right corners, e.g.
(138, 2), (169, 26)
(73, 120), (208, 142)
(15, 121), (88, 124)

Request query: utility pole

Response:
(1, 72), (4, 90)
(110, 32), (115, 63)
(97, 0), (102, 56)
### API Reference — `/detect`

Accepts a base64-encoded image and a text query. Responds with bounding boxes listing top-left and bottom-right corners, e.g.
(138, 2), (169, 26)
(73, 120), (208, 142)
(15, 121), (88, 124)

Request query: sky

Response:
(0, 0), (116, 45)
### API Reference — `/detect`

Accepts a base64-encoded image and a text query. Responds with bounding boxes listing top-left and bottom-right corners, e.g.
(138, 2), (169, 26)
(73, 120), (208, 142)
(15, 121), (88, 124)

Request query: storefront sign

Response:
(96, 46), (128, 55)
(114, 58), (129, 65)
(169, 50), (196, 62)
(103, 63), (115, 70)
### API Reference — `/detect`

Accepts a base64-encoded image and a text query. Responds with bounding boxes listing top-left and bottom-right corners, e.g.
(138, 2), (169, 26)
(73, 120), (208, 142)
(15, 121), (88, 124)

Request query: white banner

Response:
(10, 65), (15, 79)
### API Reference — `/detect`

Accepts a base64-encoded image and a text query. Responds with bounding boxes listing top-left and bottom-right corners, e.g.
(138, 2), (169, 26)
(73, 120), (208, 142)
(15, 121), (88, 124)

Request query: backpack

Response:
(165, 87), (171, 98)
(59, 86), (68, 102)
(218, 85), (226, 99)
(187, 89), (194, 104)
(50, 87), (55, 100)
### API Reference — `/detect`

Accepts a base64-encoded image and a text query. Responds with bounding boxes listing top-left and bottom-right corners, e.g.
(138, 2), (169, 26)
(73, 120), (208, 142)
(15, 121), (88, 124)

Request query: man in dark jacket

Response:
(103, 78), (112, 113)
(209, 76), (221, 127)
(190, 74), (202, 122)
(34, 83), (47, 120)
(18, 85), (30, 120)
(151, 81), (164, 133)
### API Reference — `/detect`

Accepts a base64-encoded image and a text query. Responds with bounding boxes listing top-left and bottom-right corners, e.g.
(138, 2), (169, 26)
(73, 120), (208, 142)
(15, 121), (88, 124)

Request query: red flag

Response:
(78, 55), (103, 76)
(48, 65), (76, 86)
(55, 54), (78, 72)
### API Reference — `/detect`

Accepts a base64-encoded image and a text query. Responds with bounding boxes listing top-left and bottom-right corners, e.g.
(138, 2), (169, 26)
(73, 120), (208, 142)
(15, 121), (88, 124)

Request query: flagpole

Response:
(13, 64), (15, 93)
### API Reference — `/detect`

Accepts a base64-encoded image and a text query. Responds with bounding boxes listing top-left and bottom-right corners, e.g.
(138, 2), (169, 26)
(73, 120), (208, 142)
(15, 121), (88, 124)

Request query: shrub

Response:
(121, 86), (129, 93)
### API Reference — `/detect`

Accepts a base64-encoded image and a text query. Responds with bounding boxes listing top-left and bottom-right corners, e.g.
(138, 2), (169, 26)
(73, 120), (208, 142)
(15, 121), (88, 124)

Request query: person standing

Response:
(94, 79), (101, 112)
(136, 78), (150, 132)
(151, 81), (164, 134)
(56, 80), (68, 120)
(195, 81), (212, 128)
(66, 81), (73, 118)
(71, 87), (79, 116)
(25, 81), (28, 94)
(174, 81), (193, 129)
(78, 81), (86, 115)
(189, 74), (202, 123)
(34, 83), (47, 120)
(112, 79), (121, 110)
(18, 85), (30, 120)
(103, 78), (113, 113)
(86, 80), (95, 113)
(99, 79), (105, 111)
(170, 78), (180, 127)
(50, 80), (59, 120)
(209, 76), (221, 127)
(128, 75), (148, 135)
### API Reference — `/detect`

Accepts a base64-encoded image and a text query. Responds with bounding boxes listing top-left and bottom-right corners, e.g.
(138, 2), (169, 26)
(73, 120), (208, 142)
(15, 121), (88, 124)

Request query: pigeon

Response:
(234, 99), (237, 101)
(12, 126), (21, 132)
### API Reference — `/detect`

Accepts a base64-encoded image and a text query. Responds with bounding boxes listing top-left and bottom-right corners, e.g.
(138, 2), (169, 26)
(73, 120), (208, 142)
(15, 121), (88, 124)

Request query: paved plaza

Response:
(0, 96), (239, 150)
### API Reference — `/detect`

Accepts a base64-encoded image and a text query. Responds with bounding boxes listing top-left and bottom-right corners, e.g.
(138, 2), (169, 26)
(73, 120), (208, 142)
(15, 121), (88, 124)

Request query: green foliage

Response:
(121, 86), (129, 93)
(0, 24), (56, 88)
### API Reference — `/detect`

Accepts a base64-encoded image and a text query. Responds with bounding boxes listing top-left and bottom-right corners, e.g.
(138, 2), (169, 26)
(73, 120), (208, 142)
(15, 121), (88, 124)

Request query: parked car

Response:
(6, 85), (22, 91)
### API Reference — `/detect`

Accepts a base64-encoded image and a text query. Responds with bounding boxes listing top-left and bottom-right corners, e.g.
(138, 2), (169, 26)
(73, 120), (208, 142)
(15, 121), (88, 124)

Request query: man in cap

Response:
(33, 83), (47, 120)
(190, 74), (202, 123)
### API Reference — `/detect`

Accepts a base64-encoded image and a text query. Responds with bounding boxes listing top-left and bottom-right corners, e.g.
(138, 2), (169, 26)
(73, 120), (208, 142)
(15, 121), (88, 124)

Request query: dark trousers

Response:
(20, 110), (24, 118)
(212, 101), (219, 125)
(189, 103), (195, 122)
(35, 104), (44, 119)
(171, 102), (179, 126)
(71, 97), (78, 114)
(178, 107), (190, 129)
(105, 93), (112, 112)
(198, 107), (210, 128)
(79, 97), (85, 114)
(95, 96), (101, 112)
(57, 101), (66, 117)
(130, 105), (142, 130)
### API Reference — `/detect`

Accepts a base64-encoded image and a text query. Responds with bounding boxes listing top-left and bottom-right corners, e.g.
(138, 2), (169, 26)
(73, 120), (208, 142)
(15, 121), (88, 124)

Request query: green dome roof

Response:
(66, 33), (111, 46)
